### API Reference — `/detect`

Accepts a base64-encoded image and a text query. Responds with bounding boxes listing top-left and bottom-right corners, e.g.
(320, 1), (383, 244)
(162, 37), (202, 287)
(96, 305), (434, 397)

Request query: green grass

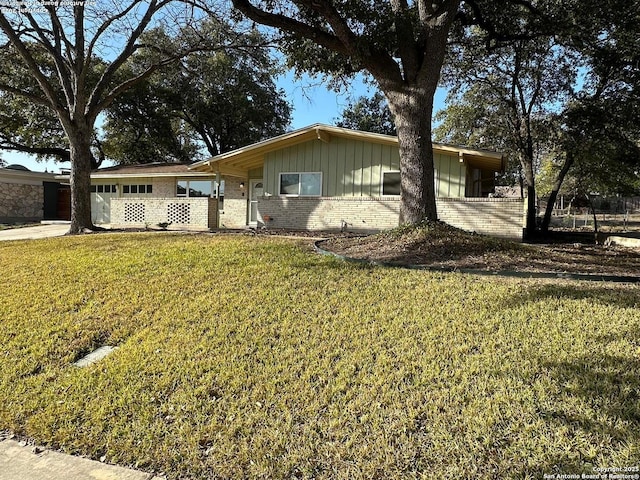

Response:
(1, 233), (639, 479)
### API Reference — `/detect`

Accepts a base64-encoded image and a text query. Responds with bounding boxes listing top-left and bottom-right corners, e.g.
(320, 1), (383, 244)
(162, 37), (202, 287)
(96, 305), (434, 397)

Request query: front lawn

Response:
(0, 233), (638, 479)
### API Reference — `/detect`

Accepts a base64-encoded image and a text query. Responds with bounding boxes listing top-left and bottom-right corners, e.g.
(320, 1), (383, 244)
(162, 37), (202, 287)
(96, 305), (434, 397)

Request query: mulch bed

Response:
(319, 224), (640, 278)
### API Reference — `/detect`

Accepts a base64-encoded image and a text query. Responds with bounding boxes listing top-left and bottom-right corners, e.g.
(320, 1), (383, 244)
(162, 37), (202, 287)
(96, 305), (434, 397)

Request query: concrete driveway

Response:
(0, 224), (69, 241)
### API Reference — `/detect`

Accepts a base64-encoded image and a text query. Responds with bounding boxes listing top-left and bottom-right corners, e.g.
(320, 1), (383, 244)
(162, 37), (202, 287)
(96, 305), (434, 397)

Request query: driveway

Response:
(0, 224), (69, 241)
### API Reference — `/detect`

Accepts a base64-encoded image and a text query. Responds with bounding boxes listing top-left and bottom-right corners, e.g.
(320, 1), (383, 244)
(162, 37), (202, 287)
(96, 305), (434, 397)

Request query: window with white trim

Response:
(176, 180), (222, 198)
(91, 184), (117, 193)
(279, 172), (322, 196)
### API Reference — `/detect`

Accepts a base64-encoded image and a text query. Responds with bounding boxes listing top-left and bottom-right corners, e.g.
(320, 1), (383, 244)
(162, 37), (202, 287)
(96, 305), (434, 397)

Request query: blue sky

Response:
(4, 70), (448, 173)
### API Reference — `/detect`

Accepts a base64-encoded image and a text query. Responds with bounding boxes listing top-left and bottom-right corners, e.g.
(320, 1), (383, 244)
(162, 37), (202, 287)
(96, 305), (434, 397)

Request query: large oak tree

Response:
(230, 0), (540, 224)
(0, 0), (215, 233)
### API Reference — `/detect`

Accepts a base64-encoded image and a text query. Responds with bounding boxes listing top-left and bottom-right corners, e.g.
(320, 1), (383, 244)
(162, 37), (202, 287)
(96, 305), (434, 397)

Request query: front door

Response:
(249, 179), (263, 225)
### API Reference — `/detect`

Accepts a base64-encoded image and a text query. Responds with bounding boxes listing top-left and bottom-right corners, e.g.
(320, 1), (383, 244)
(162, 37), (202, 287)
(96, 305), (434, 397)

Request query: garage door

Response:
(91, 184), (117, 224)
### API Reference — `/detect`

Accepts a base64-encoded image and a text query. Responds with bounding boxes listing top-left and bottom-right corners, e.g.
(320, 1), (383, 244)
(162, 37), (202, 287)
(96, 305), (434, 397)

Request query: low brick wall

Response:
(0, 182), (44, 223)
(110, 197), (217, 230)
(437, 197), (524, 239)
(258, 196), (524, 239)
(259, 196), (400, 232)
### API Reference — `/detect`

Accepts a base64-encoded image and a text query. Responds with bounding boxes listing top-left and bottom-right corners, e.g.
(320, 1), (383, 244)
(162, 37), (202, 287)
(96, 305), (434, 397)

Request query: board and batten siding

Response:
(262, 137), (466, 198)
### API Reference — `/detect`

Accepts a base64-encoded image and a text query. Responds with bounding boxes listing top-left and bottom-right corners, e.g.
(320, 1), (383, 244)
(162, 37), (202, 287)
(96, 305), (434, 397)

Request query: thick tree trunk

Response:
(68, 125), (95, 234)
(386, 86), (438, 225)
(540, 152), (574, 233)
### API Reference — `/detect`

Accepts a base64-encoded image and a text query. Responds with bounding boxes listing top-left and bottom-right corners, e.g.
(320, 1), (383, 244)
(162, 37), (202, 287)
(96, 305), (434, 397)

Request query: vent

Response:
(124, 203), (145, 222)
(167, 203), (190, 224)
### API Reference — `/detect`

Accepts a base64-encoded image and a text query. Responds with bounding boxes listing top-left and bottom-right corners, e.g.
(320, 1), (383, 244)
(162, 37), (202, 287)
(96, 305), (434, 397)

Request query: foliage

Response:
(0, 1), (217, 232)
(335, 92), (396, 135)
(0, 45), (88, 165)
(438, 32), (578, 234)
(103, 22), (291, 164)
(1, 234), (639, 478)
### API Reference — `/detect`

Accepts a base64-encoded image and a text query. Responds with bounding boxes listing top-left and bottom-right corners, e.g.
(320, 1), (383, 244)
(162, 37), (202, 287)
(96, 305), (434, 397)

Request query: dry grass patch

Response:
(0, 233), (639, 479)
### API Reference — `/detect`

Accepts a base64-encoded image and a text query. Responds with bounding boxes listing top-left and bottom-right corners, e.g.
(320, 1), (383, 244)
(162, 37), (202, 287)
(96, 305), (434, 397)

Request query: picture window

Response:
(279, 172), (322, 196)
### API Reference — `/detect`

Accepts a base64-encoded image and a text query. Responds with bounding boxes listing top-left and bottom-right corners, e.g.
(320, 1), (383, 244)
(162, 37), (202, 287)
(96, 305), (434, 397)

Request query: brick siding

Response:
(258, 196), (524, 239)
(110, 197), (217, 230)
(218, 178), (247, 228)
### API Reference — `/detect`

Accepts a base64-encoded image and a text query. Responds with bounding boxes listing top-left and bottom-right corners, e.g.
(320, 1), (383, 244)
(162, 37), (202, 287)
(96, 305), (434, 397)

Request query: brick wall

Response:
(218, 178), (247, 228)
(259, 196), (400, 232)
(0, 182), (44, 223)
(152, 178), (176, 197)
(110, 197), (217, 230)
(437, 197), (524, 239)
(258, 196), (524, 239)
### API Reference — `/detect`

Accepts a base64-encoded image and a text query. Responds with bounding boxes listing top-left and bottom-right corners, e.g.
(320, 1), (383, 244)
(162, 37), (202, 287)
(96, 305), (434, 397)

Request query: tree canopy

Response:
(103, 23), (291, 164)
(335, 92), (396, 136)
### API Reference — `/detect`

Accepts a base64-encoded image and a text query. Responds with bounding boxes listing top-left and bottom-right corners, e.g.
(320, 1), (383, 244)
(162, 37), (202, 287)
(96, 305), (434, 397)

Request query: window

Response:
(381, 171), (439, 196)
(91, 185), (117, 193)
(176, 180), (219, 198)
(382, 171), (401, 196)
(279, 172), (322, 196)
(123, 184), (152, 195)
(188, 180), (212, 197)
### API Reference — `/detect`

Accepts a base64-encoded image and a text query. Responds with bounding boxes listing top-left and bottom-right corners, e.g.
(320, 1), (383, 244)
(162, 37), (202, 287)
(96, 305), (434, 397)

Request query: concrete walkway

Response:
(0, 224), (69, 241)
(0, 439), (164, 480)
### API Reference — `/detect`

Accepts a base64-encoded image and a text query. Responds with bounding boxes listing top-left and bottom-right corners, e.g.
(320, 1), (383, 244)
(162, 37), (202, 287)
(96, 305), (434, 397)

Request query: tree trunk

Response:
(520, 153), (537, 238)
(68, 125), (95, 234)
(540, 152), (574, 233)
(386, 86), (438, 225)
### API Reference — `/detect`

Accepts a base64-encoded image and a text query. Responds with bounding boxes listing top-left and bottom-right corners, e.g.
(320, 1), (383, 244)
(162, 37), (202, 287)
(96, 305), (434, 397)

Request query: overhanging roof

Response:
(189, 124), (506, 176)
(0, 167), (59, 184)
(86, 162), (214, 179)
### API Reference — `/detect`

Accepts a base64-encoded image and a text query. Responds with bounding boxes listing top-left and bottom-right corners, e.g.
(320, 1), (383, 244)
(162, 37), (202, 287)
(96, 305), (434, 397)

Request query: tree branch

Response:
(0, 82), (54, 108)
(0, 16), (69, 120)
(87, 0), (171, 119)
(0, 140), (70, 162)
(231, 0), (401, 82)
(32, 9), (75, 110)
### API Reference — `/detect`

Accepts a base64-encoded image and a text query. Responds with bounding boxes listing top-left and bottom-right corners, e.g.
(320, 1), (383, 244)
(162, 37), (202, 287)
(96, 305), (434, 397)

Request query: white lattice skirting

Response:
(110, 197), (217, 230)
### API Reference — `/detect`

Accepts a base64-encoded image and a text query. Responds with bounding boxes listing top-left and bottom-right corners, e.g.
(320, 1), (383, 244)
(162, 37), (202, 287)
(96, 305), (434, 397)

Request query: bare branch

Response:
(87, 0), (172, 119)
(0, 82), (54, 108)
(19, 8), (75, 108)
(0, 13), (66, 116)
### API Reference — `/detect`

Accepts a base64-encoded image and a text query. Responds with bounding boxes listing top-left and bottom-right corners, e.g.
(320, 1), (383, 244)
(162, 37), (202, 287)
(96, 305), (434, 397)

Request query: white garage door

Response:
(91, 184), (117, 224)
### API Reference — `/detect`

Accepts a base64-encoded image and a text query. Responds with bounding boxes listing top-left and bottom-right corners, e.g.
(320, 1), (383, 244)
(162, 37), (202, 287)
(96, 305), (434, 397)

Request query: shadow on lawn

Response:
(508, 314), (640, 477)
(501, 283), (640, 310)
(519, 348), (640, 477)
